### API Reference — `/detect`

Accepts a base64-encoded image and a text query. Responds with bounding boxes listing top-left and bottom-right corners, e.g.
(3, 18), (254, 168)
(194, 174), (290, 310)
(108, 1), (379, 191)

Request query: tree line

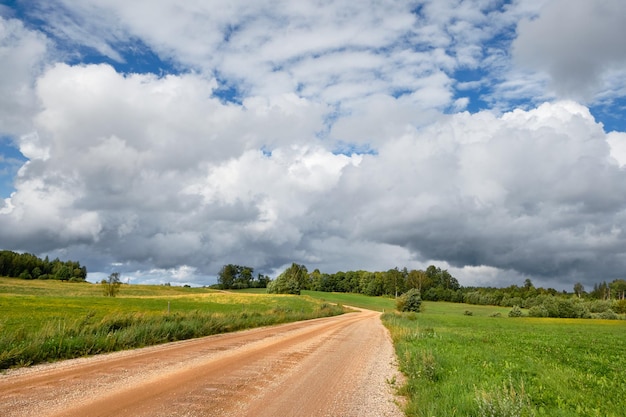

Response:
(0, 250), (87, 281)
(266, 263), (462, 298)
(218, 263), (462, 297)
(216, 264), (270, 289)
(221, 262), (626, 318)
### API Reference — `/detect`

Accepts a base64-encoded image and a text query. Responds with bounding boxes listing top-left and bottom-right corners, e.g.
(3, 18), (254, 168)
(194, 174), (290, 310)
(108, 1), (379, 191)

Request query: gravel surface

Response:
(0, 309), (404, 417)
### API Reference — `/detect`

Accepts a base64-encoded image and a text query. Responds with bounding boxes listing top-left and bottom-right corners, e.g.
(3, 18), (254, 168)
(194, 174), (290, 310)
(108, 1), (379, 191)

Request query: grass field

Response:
(302, 290), (397, 311)
(5, 281), (625, 417)
(0, 278), (344, 370)
(235, 289), (399, 312)
(381, 301), (626, 417)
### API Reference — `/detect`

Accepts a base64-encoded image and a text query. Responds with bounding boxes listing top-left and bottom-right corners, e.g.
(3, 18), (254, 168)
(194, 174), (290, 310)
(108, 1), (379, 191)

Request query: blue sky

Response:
(1, 0), (626, 289)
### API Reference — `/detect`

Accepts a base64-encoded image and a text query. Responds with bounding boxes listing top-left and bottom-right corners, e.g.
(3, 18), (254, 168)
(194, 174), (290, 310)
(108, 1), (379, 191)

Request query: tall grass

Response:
(0, 305), (342, 370)
(0, 277), (344, 370)
(383, 302), (626, 417)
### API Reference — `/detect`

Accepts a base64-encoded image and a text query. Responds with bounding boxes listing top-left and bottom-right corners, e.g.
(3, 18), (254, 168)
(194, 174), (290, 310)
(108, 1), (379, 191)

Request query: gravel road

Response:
(0, 309), (404, 417)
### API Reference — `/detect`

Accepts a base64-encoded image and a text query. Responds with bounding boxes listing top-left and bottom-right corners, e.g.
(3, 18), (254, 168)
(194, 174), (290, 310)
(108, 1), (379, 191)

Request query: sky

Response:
(1, 0), (626, 289)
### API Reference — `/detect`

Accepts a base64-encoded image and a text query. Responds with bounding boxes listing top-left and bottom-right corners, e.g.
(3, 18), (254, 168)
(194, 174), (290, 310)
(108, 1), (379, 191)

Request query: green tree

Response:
(591, 281), (610, 300)
(217, 264), (238, 289)
(384, 268), (404, 297)
(31, 267), (42, 279)
(364, 272), (385, 296)
(407, 269), (430, 292)
(573, 282), (585, 298)
(217, 264), (257, 289)
(610, 279), (626, 300)
(235, 266), (254, 289)
(55, 266), (71, 281)
(102, 272), (122, 297)
(425, 265), (460, 292)
(252, 273), (270, 288)
(0, 250), (86, 281)
(309, 269), (323, 291)
(396, 289), (422, 312)
(267, 263), (308, 295)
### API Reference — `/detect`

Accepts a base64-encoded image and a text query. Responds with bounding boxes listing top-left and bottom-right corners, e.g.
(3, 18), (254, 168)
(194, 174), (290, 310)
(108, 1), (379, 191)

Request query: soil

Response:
(0, 308), (404, 417)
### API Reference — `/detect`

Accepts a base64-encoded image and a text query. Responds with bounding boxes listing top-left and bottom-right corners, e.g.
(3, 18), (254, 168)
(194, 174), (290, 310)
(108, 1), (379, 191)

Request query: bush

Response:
(397, 289), (422, 312)
(508, 305), (523, 318)
(527, 297), (590, 318)
(612, 299), (626, 314)
(595, 309), (618, 320)
(588, 299), (613, 313)
(556, 298), (583, 318)
(527, 305), (548, 318)
(266, 263), (308, 295)
(101, 272), (121, 297)
(501, 297), (523, 308)
(540, 297), (559, 317)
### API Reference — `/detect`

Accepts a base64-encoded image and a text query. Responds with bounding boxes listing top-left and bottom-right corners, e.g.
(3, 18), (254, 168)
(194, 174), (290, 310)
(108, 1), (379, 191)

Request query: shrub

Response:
(541, 297), (559, 317)
(527, 297), (590, 318)
(612, 299), (626, 314)
(527, 305), (548, 318)
(508, 305), (523, 318)
(588, 299), (613, 313)
(595, 309), (618, 320)
(556, 298), (581, 318)
(501, 297), (523, 307)
(396, 289), (422, 312)
(101, 272), (121, 297)
(266, 263), (308, 295)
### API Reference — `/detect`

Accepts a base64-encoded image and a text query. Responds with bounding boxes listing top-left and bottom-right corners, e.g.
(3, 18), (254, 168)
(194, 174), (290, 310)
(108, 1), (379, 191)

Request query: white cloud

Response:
(0, 17), (49, 135)
(27, 0), (505, 107)
(607, 131), (626, 167)
(0, 61), (357, 275)
(314, 101), (626, 285)
(89, 265), (205, 286)
(2, 1), (626, 291)
(513, 0), (626, 101)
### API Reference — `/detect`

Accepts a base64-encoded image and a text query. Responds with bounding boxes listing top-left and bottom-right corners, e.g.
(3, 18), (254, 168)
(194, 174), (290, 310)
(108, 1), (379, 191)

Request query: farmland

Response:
(0, 277), (344, 369)
(302, 291), (626, 415)
(381, 302), (626, 417)
(4, 279), (626, 417)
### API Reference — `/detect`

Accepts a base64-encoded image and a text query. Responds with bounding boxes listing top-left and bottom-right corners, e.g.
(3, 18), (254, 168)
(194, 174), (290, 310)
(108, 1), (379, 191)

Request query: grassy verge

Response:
(382, 301), (626, 417)
(0, 277), (344, 370)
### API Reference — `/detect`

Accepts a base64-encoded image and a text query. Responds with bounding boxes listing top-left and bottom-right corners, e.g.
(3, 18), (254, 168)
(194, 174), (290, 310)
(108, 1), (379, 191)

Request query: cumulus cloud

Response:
(0, 17), (49, 135)
(513, 0), (626, 100)
(607, 132), (626, 167)
(310, 101), (626, 287)
(0, 62), (351, 277)
(1, 1), (626, 291)
(25, 0), (528, 107)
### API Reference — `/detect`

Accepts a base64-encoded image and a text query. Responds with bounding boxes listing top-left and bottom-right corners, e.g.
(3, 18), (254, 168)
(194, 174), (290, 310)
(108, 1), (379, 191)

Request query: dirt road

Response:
(0, 309), (404, 417)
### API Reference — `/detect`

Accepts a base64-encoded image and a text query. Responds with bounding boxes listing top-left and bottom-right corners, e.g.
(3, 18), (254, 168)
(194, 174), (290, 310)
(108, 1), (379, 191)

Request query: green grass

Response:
(236, 289), (398, 312)
(382, 301), (626, 417)
(7, 279), (624, 417)
(0, 277), (345, 370)
(302, 290), (396, 312)
(231, 288), (269, 294)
